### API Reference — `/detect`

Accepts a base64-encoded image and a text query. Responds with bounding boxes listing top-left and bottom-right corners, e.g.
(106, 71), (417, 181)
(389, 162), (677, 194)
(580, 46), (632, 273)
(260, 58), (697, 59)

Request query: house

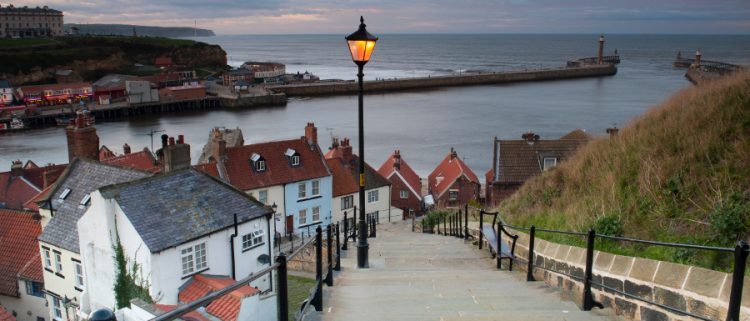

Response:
(197, 127), (245, 164)
(325, 137), (391, 223)
(158, 83), (205, 101)
(17, 83), (93, 106)
(76, 168), (274, 315)
(485, 130), (590, 206)
(222, 70), (254, 87)
(240, 62), (285, 84)
(92, 74), (141, 104)
(54, 70), (83, 84)
(0, 160), (66, 210)
(0, 209), (46, 321)
(377, 150), (423, 217)
(125, 81), (159, 104)
(427, 148), (480, 208)
(0, 5), (64, 38)
(36, 159), (153, 321)
(196, 123), (332, 237)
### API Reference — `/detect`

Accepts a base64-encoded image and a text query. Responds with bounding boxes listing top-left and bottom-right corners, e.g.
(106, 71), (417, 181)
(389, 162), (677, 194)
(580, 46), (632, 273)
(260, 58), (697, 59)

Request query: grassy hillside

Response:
(501, 71), (750, 270)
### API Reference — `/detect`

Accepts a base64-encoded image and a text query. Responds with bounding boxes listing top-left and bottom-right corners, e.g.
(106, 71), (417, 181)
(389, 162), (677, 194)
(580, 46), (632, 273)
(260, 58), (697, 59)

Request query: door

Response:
(286, 215), (294, 236)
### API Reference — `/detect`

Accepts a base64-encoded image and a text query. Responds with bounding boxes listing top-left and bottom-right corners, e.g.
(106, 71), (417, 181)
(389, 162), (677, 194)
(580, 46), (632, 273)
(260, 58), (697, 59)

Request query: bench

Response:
(479, 210), (518, 271)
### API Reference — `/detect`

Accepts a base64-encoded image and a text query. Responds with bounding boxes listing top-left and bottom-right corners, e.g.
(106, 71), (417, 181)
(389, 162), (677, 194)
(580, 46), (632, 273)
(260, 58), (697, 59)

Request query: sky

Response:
(5, 0), (750, 34)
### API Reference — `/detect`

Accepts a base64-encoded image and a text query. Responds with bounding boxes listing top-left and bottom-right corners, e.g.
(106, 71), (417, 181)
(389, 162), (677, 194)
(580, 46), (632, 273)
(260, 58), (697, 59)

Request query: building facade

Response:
(428, 148), (480, 208)
(17, 83), (93, 106)
(0, 79), (13, 106)
(240, 62), (285, 84)
(0, 5), (63, 38)
(377, 150), (423, 216)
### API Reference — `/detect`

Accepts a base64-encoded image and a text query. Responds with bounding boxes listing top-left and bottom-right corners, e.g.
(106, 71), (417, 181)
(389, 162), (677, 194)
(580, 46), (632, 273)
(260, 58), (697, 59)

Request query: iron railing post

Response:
(276, 253), (289, 321)
(335, 223), (341, 271)
(458, 209), (463, 238)
(527, 225), (536, 282)
(443, 215), (447, 236)
(496, 222), (502, 269)
(342, 212), (348, 251)
(464, 205), (469, 240)
(479, 210), (484, 249)
(326, 225), (333, 286)
(726, 240), (749, 321)
(313, 226), (323, 311)
(372, 215), (377, 237)
(455, 213), (460, 238)
(411, 208), (415, 232)
(583, 229), (602, 311)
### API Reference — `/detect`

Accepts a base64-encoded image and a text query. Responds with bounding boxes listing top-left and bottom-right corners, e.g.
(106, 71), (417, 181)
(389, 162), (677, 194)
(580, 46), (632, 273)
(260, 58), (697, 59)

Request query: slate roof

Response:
(37, 159), (152, 253)
(178, 274), (258, 321)
(491, 130), (589, 184)
(0, 209), (42, 297)
(378, 151), (422, 200)
(99, 169), (271, 253)
(198, 138), (330, 191)
(428, 149), (480, 198)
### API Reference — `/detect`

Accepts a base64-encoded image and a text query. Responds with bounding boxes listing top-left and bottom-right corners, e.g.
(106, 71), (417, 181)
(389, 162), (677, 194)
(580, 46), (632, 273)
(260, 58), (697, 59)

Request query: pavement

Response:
(304, 220), (624, 321)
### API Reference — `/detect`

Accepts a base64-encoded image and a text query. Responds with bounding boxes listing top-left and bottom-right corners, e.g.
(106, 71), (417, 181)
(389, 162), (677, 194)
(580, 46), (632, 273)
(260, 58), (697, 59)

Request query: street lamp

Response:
(271, 202), (280, 253)
(346, 16), (378, 269)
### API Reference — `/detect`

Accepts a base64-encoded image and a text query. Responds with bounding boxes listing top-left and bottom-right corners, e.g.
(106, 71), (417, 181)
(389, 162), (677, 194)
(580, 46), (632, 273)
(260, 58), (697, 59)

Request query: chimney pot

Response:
(10, 160), (23, 177)
(123, 143), (131, 155)
(169, 137), (175, 146)
(178, 135), (185, 145)
(161, 134), (168, 148)
(305, 122), (318, 147)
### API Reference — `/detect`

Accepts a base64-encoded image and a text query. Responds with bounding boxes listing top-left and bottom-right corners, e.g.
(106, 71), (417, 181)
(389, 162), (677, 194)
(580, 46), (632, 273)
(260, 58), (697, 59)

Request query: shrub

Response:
(709, 192), (750, 246)
(593, 214), (623, 237)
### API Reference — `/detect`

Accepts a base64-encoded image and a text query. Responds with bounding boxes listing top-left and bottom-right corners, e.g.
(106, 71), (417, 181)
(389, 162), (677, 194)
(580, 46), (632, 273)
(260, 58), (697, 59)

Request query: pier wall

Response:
(270, 65), (617, 97)
(219, 93), (287, 108)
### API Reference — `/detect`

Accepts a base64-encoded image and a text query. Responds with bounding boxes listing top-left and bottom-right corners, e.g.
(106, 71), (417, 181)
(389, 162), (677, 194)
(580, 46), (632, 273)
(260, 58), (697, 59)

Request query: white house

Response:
(76, 169), (274, 315)
(36, 159), (152, 321)
(325, 137), (392, 224)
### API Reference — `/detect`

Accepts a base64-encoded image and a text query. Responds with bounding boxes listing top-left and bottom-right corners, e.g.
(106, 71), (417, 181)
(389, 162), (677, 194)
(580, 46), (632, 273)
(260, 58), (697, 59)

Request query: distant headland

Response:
(64, 24), (216, 37)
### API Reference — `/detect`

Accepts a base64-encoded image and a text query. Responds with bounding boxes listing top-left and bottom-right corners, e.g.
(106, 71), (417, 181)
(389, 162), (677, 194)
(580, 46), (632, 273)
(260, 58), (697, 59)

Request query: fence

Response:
(425, 206), (749, 321)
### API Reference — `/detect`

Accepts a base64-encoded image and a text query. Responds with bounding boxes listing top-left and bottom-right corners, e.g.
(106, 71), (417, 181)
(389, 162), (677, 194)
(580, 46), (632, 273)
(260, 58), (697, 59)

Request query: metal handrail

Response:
(151, 263), (279, 321)
(596, 234), (734, 253)
(593, 281), (715, 321)
(295, 279), (322, 321)
(288, 236), (316, 259)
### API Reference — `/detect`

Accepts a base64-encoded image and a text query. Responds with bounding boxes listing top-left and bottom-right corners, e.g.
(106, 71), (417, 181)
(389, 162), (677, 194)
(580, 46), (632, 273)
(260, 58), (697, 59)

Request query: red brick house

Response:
(428, 148), (480, 208)
(378, 150), (423, 216)
(0, 161), (65, 210)
(485, 129), (590, 207)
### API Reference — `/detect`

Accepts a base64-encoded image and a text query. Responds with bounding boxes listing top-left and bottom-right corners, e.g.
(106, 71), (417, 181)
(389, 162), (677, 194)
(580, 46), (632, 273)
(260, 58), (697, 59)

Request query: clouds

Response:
(7, 0), (749, 34)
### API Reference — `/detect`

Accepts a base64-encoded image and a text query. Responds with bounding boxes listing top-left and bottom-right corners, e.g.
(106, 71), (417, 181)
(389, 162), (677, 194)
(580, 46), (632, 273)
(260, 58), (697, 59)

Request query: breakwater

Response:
(269, 65), (617, 97)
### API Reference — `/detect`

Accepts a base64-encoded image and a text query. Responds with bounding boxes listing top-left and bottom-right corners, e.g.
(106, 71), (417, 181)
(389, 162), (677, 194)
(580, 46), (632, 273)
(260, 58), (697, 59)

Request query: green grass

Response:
(0, 37), (58, 48)
(499, 71), (750, 271)
(287, 275), (316, 320)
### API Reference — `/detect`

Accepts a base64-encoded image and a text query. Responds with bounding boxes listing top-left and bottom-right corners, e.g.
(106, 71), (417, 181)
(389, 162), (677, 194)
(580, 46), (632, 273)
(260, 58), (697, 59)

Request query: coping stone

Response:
(684, 266), (726, 298)
(653, 262), (690, 289)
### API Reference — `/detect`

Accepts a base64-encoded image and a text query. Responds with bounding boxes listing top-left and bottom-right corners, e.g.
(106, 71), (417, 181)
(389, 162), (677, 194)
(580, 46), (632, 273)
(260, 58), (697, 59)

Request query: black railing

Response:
(499, 222), (749, 321)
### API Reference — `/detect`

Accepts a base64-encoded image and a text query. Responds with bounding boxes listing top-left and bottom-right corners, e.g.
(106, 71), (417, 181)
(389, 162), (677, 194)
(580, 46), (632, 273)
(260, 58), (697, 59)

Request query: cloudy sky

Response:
(7, 0), (750, 34)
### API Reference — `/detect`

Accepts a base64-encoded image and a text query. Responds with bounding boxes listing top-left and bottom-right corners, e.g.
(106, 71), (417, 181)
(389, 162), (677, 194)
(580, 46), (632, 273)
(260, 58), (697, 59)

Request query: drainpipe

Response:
(229, 213), (238, 280)
(266, 213), (273, 292)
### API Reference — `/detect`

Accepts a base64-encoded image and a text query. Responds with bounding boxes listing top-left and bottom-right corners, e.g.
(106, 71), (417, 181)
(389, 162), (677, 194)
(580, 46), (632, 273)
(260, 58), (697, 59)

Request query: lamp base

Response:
(356, 243), (369, 268)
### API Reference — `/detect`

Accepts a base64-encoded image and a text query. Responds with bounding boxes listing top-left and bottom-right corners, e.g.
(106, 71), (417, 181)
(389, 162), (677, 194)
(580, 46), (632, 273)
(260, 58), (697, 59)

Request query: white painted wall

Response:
(38, 242), (83, 321)
(0, 281), (48, 321)
(246, 185), (285, 236)
(331, 185), (391, 224)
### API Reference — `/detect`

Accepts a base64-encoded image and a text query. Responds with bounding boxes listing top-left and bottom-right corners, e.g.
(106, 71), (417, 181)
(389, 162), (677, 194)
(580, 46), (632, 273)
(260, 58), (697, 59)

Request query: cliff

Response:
(0, 36), (227, 85)
(500, 71), (750, 270)
(64, 24), (216, 37)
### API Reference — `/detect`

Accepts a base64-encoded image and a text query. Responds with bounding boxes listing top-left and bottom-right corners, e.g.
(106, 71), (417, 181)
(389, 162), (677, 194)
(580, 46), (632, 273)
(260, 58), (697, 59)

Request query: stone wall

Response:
(467, 227), (750, 321)
(270, 65), (617, 97)
(287, 238), (333, 274)
(219, 93), (287, 108)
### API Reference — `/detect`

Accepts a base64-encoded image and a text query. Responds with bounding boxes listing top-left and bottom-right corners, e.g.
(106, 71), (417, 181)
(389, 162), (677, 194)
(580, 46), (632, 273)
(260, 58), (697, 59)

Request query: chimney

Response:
(341, 138), (353, 165)
(304, 122), (318, 147)
(597, 34), (605, 64)
(163, 135), (191, 172)
(123, 143), (131, 155)
(66, 110), (99, 162)
(210, 128), (227, 162)
(522, 132), (540, 145)
(695, 49), (702, 67)
(330, 136), (339, 150)
(606, 126), (619, 139)
(393, 150), (401, 170)
(10, 160), (23, 177)
(450, 147), (457, 160)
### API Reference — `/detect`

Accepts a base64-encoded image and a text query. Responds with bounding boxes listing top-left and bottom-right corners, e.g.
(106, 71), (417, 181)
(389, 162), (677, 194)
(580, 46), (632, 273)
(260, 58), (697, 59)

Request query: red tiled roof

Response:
(428, 149), (479, 198)
(326, 159), (358, 197)
(212, 138), (330, 191)
(153, 305), (211, 321)
(0, 305), (15, 321)
(178, 274), (258, 321)
(0, 173), (40, 210)
(23, 184), (54, 211)
(155, 57), (173, 66)
(193, 162), (220, 179)
(0, 209), (42, 297)
(377, 151), (422, 199)
(21, 164), (67, 189)
(102, 150), (161, 173)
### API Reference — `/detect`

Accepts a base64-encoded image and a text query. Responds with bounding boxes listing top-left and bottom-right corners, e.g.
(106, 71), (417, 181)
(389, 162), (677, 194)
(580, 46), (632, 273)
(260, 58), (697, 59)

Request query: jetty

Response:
(673, 50), (745, 84)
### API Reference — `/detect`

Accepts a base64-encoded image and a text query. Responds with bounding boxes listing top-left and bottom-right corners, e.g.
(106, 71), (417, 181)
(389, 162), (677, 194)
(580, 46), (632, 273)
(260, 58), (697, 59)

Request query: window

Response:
(285, 148), (300, 167)
(341, 195), (353, 210)
(242, 228), (264, 250)
(543, 157), (557, 171)
(312, 206), (320, 222)
(52, 296), (62, 319)
(59, 188), (71, 200)
(43, 248), (52, 269)
(258, 190), (268, 205)
(74, 261), (84, 288)
(400, 190), (409, 199)
(54, 252), (62, 274)
(181, 243), (207, 276)
(367, 190), (379, 203)
(25, 280), (43, 297)
(80, 194), (91, 206)
(299, 209), (307, 225)
(298, 182), (306, 199)
(449, 190), (459, 201)
(291, 155), (300, 166)
(252, 229), (264, 246)
(250, 153), (266, 172)
(256, 160), (266, 171)
(311, 180), (320, 196)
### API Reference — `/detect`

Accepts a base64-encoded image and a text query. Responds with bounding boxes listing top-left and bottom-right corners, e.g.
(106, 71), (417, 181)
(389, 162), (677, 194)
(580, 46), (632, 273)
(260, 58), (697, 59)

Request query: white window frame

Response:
(291, 155), (300, 166)
(298, 182), (306, 199)
(312, 206), (320, 222)
(543, 157), (557, 171)
(241, 233), (253, 250)
(53, 251), (62, 274)
(80, 194), (91, 206)
(58, 188), (71, 200)
(181, 242), (208, 276)
(400, 190), (409, 199)
(74, 261), (84, 288)
(52, 296), (62, 319)
(258, 190), (268, 205)
(299, 209), (307, 225)
(311, 180), (320, 196)
(252, 229), (264, 246)
(256, 160), (266, 172)
(367, 190), (379, 203)
(341, 195), (353, 210)
(43, 248), (52, 269)
(448, 190), (459, 201)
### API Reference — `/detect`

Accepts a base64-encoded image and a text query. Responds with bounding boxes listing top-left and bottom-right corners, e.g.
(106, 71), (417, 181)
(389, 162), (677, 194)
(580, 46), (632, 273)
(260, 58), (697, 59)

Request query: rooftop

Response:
(178, 274), (258, 321)
(0, 209), (43, 297)
(428, 148), (479, 198)
(378, 150), (422, 201)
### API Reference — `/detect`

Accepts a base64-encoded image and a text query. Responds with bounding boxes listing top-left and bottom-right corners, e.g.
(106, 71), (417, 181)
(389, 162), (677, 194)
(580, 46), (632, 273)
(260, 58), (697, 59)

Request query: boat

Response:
(0, 118), (26, 131)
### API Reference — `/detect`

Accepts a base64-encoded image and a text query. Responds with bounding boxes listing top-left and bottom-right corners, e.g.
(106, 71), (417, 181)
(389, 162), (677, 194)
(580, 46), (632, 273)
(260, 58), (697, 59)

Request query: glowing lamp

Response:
(345, 16), (378, 65)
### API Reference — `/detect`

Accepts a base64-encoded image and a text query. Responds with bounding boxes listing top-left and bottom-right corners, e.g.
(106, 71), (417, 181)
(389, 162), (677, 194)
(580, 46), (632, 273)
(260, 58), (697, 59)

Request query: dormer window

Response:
(250, 153), (266, 172)
(59, 188), (71, 200)
(285, 148), (301, 167)
(543, 157), (557, 171)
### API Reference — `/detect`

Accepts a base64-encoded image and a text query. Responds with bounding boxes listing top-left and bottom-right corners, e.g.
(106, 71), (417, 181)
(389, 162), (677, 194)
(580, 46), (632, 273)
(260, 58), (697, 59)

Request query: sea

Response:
(1, 34), (749, 180)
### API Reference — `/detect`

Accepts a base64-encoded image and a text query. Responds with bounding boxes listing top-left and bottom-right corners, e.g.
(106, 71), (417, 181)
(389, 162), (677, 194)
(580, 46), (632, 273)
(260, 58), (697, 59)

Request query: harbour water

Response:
(1, 34), (749, 179)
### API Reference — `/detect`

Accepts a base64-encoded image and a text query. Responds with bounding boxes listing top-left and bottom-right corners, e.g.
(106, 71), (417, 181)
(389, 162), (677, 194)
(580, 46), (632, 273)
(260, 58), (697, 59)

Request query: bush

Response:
(593, 214), (623, 237)
(709, 192), (750, 246)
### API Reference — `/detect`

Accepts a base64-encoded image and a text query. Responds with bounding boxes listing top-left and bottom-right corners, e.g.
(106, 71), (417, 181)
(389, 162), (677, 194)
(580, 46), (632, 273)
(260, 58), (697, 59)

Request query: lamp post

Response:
(346, 16), (378, 269)
(272, 202), (279, 253)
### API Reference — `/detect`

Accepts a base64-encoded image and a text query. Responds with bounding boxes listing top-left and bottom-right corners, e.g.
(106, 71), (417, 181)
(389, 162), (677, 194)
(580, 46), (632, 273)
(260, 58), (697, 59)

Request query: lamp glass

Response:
(348, 40), (376, 63)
